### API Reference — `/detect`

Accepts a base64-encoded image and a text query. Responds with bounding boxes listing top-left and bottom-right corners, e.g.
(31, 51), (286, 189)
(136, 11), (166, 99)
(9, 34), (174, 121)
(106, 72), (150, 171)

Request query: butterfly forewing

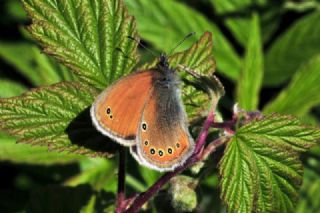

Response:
(91, 71), (158, 146)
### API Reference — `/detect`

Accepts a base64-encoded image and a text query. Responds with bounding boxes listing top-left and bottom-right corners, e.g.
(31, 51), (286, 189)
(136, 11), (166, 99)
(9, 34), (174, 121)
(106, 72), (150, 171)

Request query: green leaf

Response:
(0, 82), (116, 157)
(236, 14), (263, 110)
(6, 0), (27, 21)
(22, 0), (139, 90)
(264, 11), (320, 86)
(264, 55), (320, 116)
(124, 0), (241, 80)
(0, 42), (74, 86)
(141, 32), (215, 75)
(299, 113), (319, 125)
(285, 1), (320, 13)
(296, 168), (320, 213)
(65, 158), (117, 192)
(0, 132), (83, 165)
(212, 0), (266, 13)
(210, 0), (280, 45)
(0, 79), (27, 98)
(138, 166), (161, 187)
(0, 78), (82, 165)
(141, 32), (221, 119)
(26, 185), (114, 213)
(219, 114), (320, 212)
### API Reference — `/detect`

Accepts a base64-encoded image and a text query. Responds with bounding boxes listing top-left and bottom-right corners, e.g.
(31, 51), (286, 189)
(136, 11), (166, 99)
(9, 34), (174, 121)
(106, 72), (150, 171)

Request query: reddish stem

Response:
(124, 110), (217, 213)
(124, 156), (198, 213)
(211, 120), (236, 135)
(194, 111), (215, 154)
(115, 147), (126, 213)
(201, 137), (227, 160)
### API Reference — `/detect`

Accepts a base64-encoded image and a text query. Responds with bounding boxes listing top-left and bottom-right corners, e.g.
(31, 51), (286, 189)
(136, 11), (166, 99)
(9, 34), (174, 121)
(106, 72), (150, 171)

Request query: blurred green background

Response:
(0, 0), (320, 212)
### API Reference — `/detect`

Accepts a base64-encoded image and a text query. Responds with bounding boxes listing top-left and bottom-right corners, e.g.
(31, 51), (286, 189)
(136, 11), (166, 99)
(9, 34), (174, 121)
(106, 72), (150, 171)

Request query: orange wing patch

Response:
(92, 71), (159, 145)
(141, 128), (191, 163)
(136, 88), (194, 171)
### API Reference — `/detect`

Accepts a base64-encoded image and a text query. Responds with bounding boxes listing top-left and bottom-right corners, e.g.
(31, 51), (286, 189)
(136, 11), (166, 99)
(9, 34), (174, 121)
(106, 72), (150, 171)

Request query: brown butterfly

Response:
(91, 53), (194, 171)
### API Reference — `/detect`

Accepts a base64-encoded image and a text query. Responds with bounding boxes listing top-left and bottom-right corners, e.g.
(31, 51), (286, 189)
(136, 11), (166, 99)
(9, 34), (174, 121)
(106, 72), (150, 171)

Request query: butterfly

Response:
(91, 54), (194, 172)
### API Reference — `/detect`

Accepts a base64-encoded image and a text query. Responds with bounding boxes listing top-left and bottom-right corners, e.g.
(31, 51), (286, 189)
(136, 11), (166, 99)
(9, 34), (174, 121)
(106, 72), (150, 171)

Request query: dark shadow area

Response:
(66, 106), (120, 157)
(0, 162), (80, 213)
(26, 184), (114, 213)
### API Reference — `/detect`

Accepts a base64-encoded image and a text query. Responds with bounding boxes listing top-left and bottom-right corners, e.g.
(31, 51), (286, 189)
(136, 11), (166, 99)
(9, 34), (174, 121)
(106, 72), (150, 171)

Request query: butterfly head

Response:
(157, 53), (174, 74)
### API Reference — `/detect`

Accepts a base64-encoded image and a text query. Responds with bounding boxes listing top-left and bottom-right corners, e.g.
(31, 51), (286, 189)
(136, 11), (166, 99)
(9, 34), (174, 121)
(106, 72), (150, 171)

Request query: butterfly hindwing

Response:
(135, 79), (194, 171)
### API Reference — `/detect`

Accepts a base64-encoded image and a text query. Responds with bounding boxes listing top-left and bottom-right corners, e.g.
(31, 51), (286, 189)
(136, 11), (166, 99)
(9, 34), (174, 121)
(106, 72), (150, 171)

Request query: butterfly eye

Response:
(141, 122), (147, 131)
(168, 148), (173, 154)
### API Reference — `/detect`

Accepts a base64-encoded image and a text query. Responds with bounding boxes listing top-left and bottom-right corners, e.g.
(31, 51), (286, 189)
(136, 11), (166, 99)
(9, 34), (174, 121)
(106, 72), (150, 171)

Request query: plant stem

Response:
(124, 136), (227, 213)
(194, 110), (215, 155)
(116, 147), (126, 213)
(211, 120), (235, 129)
(125, 110), (218, 213)
(212, 120), (236, 135)
(124, 157), (196, 213)
(201, 137), (228, 160)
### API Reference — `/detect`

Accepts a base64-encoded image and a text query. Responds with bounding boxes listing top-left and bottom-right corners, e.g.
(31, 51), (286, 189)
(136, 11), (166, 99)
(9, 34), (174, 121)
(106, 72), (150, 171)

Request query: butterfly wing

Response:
(135, 80), (194, 171)
(91, 70), (159, 146)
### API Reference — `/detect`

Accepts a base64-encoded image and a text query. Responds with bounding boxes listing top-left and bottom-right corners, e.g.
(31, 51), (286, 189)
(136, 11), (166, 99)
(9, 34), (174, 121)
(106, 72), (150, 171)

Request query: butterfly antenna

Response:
(169, 32), (196, 55)
(115, 47), (136, 63)
(127, 36), (158, 57)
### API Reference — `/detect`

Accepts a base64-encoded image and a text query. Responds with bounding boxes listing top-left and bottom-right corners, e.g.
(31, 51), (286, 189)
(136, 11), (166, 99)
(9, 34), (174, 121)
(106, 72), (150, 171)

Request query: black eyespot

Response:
(110, 115), (113, 119)
(150, 148), (155, 155)
(176, 143), (180, 148)
(142, 122), (147, 131)
(159, 150), (163, 156)
(168, 148), (173, 154)
(106, 107), (111, 114)
(144, 140), (149, 146)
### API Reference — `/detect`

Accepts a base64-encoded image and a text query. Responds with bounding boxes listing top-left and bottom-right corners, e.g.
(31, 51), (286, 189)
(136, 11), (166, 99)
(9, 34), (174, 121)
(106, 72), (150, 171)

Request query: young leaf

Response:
(0, 42), (74, 86)
(263, 55), (320, 116)
(219, 114), (320, 212)
(22, 0), (139, 90)
(124, 0), (241, 80)
(0, 82), (116, 157)
(264, 11), (320, 86)
(170, 175), (198, 212)
(236, 14), (263, 110)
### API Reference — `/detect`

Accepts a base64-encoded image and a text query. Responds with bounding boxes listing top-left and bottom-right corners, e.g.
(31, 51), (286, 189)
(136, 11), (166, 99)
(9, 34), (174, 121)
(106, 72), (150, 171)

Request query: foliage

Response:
(220, 114), (319, 212)
(0, 0), (320, 212)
